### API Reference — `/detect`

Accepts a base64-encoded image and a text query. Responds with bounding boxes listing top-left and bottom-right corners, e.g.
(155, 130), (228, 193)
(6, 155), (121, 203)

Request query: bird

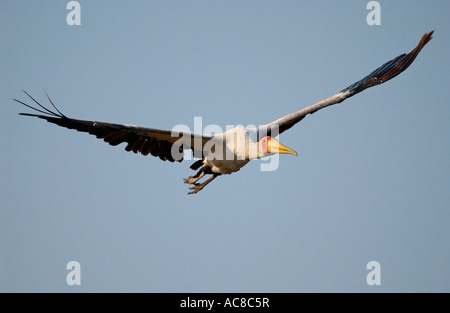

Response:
(14, 31), (433, 194)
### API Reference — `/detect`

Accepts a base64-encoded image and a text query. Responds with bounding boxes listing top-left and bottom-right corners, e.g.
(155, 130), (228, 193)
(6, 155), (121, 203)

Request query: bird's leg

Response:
(188, 174), (219, 195)
(183, 171), (205, 185)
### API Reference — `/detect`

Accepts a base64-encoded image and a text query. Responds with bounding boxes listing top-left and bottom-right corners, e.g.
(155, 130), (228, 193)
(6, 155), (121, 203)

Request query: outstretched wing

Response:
(263, 31), (434, 136)
(14, 91), (213, 162)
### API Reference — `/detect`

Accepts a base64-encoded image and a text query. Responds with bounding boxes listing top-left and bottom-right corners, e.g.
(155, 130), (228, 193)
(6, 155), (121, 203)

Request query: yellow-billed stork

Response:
(14, 31), (433, 194)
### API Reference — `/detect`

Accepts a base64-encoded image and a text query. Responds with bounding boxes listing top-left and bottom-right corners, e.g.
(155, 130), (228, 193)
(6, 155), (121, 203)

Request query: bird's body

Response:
(14, 31), (434, 194)
(183, 127), (270, 193)
(206, 153), (250, 175)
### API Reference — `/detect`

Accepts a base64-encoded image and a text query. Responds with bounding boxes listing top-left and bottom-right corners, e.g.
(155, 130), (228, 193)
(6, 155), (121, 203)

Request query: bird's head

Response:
(259, 136), (298, 158)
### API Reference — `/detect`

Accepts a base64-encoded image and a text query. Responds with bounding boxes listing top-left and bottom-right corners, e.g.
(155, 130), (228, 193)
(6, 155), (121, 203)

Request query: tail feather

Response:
(190, 159), (204, 170)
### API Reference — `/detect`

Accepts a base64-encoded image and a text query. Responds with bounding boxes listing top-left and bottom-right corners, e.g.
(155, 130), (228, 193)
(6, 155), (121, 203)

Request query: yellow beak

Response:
(268, 138), (298, 157)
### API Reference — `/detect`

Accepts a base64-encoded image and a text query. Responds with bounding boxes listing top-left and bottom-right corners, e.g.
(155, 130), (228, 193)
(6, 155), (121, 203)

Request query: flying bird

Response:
(14, 31), (433, 194)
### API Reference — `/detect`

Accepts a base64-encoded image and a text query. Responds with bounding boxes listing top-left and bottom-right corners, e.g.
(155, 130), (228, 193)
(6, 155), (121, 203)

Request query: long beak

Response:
(268, 138), (298, 157)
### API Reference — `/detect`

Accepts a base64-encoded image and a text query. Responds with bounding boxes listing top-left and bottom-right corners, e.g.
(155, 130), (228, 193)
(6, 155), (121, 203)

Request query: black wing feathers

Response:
(14, 92), (185, 162)
(263, 31), (433, 136)
(342, 31), (434, 95)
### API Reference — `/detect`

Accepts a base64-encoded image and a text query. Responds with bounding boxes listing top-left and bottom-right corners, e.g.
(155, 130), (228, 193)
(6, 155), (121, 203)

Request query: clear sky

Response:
(1, 0), (449, 292)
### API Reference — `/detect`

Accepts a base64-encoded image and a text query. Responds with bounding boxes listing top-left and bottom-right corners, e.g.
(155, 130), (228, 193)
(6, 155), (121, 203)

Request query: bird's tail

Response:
(190, 159), (204, 171)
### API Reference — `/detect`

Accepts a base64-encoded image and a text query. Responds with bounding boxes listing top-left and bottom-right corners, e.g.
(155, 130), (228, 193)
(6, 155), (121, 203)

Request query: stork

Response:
(14, 31), (433, 194)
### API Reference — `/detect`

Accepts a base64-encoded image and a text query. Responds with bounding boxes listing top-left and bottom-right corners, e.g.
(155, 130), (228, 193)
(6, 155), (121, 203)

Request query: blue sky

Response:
(1, 0), (449, 292)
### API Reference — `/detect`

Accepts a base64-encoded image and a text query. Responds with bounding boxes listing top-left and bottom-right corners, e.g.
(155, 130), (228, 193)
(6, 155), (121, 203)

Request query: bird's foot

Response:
(186, 174), (219, 195)
(184, 176), (200, 185)
(188, 183), (206, 195)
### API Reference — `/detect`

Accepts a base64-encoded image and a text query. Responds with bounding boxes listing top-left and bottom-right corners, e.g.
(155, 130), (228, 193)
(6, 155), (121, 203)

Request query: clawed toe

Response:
(188, 187), (202, 195)
(185, 173), (219, 195)
(184, 177), (198, 184)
